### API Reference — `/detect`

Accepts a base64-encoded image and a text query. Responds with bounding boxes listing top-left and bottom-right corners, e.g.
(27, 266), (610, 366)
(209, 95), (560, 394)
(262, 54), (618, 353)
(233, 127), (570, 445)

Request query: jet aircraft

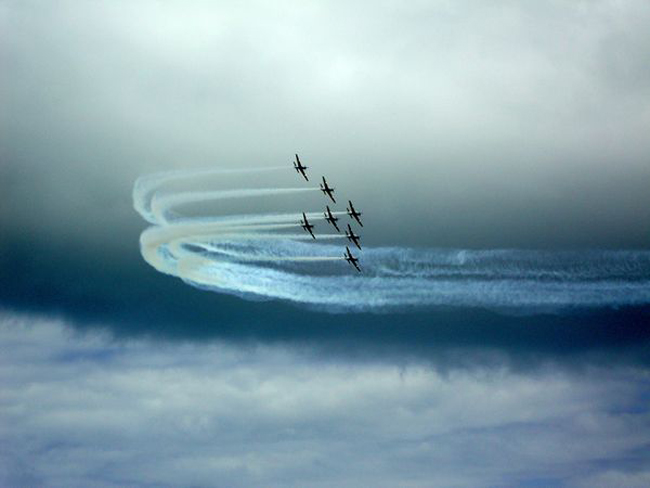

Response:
(345, 223), (361, 250)
(320, 177), (336, 203)
(346, 200), (363, 227)
(324, 205), (340, 232)
(344, 246), (361, 272)
(293, 154), (308, 181)
(300, 212), (316, 239)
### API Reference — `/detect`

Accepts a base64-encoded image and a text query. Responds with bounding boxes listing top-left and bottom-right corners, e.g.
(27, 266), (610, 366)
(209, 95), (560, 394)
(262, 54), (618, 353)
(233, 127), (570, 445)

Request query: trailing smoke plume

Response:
(134, 169), (650, 312)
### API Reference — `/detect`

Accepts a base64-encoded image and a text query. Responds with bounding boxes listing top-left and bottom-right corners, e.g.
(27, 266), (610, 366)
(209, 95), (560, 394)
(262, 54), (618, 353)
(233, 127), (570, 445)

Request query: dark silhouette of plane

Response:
(346, 200), (363, 227)
(345, 223), (361, 250)
(293, 154), (308, 181)
(300, 212), (316, 239)
(324, 205), (340, 232)
(344, 246), (361, 272)
(320, 177), (336, 203)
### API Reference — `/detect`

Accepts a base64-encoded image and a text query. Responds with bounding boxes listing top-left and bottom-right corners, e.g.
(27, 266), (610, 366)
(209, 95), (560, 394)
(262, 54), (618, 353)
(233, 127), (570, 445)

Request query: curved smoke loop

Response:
(134, 168), (650, 312)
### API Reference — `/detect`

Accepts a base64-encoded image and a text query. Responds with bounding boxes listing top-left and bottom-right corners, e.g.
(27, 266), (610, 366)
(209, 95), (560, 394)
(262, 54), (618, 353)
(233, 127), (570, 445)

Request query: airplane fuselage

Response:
(326, 218), (339, 231)
(344, 247), (361, 272)
(294, 154), (309, 181)
(345, 225), (361, 250)
(347, 201), (363, 226)
(320, 178), (336, 203)
(346, 235), (361, 249)
(294, 165), (308, 181)
(349, 211), (362, 225)
(320, 187), (336, 203)
(324, 207), (340, 231)
(301, 213), (316, 239)
(302, 224), (315, 239)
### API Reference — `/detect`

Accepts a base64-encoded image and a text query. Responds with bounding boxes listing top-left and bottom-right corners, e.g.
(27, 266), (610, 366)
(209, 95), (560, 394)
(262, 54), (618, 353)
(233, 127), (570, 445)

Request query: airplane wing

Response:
(344, 247), (361, 271)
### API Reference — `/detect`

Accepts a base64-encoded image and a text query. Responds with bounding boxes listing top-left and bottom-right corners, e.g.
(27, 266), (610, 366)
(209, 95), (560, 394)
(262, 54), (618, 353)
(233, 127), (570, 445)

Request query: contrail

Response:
(134, 169), (650, 312)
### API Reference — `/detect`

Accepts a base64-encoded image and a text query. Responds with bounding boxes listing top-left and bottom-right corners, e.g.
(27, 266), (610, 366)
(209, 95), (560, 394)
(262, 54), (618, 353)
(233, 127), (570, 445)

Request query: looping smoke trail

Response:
(152, 188), (319, 224)
(134, 169), (650, 312)
(134, 166), (288, 224)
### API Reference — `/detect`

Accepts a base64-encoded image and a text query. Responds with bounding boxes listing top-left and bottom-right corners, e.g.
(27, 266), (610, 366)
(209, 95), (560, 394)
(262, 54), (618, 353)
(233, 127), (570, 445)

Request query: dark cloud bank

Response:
(2, 232), (649, 369)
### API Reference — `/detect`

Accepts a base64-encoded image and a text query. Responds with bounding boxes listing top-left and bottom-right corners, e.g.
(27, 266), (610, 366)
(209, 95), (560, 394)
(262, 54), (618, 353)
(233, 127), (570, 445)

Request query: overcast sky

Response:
(2, 0), (650, 248)
(1, 1), (650, 486)
(2, 311), (650, 488)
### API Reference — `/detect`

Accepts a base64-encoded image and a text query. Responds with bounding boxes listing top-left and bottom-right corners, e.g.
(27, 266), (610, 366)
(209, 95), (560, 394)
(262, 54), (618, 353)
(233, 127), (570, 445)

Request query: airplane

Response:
(345, 223), (361, 250)
(344, 246), (361, 272)
(319, 177), (336, 203)
(324, 205), (340, 232)
(293, 154), (308, 181)
(346, 200), (363, 227)
(300, 212), (316, 239)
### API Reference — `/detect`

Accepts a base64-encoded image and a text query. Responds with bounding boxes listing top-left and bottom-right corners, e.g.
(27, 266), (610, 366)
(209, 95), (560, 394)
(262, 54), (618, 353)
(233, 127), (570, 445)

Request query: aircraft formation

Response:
(294, 153), (363, 272)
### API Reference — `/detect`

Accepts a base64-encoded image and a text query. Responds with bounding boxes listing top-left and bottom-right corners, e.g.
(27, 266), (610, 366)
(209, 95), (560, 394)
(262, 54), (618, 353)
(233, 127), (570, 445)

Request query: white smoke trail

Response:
(151, 188), (319, 224)
(134, 168), (650, 312)
(134, 166), (288, 224)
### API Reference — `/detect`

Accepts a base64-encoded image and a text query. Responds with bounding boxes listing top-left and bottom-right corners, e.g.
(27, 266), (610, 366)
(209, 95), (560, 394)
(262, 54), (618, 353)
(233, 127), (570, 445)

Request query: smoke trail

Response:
(134, 166), (289, 223)
(134, 169), (650, 312)
(152, 188), (318, 223)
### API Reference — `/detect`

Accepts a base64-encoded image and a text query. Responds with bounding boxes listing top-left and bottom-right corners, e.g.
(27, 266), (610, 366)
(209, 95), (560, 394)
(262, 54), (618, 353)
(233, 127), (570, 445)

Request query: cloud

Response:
(572, 471), (650, 488)
(1, 311), (649, 487)
(1, 0), (650, 248)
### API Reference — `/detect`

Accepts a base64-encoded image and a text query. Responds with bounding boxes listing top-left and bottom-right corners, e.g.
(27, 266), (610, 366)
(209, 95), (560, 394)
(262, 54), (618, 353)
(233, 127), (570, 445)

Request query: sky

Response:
(1, 1), (650, 487)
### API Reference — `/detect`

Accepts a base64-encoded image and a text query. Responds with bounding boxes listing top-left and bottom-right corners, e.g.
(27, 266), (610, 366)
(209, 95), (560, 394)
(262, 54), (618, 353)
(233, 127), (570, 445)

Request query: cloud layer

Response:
(2, 0), (650, 249)
(2, 312), (650, 488)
